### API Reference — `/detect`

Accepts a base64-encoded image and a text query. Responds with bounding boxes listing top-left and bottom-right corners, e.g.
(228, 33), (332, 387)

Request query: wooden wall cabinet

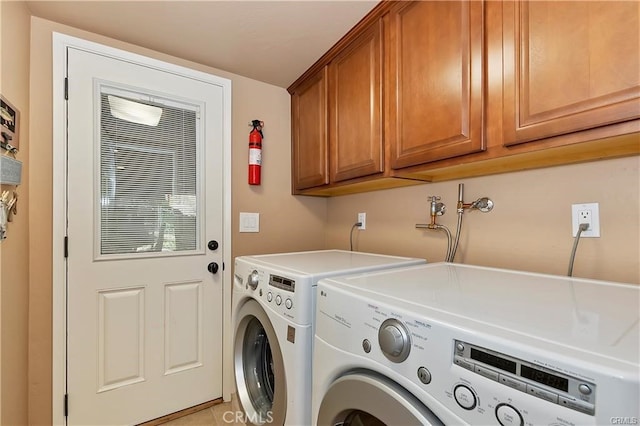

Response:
(289, 0), (640, 196)
(329, 20), (384, 183)
(291, 67), (328, 191)
(290, 19), (386, 194)
(387, 1), (485, 169)
(502, 1), (640, 146)
(290, 0), (486, 195)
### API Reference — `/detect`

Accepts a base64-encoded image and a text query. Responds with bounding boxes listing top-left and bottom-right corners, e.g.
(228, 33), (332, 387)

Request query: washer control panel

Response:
(269, 274), (295, 292)
(453, 340), (596, 416)
(234, 260), (305, 323)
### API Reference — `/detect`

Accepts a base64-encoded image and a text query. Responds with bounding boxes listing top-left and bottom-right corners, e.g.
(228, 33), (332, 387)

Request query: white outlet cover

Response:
(571, 203), (600, 237)
(239, 212), (260, 233)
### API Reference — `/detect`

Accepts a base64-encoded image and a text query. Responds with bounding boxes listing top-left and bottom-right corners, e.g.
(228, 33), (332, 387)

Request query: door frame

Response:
(52, 33), (232, 425)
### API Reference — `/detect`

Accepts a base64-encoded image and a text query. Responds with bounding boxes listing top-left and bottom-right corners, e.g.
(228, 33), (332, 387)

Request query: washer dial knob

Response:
(378, 318), (411, 363)
(247, 270), (259, 290)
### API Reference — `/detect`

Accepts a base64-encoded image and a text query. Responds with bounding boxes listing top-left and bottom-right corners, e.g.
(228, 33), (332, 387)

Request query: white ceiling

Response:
(25, 0), (380, 88)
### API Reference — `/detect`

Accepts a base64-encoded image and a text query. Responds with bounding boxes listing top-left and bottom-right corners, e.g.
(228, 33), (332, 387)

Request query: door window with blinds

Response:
(97, 85), (203, 258)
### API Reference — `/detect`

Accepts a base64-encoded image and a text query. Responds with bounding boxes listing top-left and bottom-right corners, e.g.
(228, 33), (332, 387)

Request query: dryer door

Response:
(234, 299), (286, 425)
(317, 371), (444, 426)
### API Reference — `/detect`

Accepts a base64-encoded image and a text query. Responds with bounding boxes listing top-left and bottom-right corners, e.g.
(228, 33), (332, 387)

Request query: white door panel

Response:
(66, 47), (224, 425)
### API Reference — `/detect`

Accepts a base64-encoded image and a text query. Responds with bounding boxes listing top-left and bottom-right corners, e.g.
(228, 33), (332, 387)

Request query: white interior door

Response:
(65, 47), (224, 425)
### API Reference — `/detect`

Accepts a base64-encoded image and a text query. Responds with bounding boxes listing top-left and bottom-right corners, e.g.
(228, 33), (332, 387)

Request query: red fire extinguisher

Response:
(248, 120), (263, 185)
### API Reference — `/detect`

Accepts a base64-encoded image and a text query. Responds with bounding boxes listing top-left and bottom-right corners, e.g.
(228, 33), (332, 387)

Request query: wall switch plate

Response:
(571, 203), (600, 237)
(239, 212), (260, 233)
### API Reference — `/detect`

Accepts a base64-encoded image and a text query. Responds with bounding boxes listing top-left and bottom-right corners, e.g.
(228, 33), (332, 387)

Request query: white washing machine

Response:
(313, 262), (640, 425)
(232, 250), (426, 425)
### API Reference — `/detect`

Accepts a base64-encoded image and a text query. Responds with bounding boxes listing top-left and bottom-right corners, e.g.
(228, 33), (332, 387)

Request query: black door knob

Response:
(208, 240), (219, 251)
(207, 262), (219, 274)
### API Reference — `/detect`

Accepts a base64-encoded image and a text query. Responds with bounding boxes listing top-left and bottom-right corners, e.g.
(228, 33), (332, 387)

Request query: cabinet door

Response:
(291, 67), (329, 191)
(329, 20), (383, 183)
(388, 1), (485, 170)
(503, 1), (640, 146)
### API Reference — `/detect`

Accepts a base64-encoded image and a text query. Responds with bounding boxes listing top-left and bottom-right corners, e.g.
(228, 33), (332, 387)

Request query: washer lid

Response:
(237, 249), (425, 278)
(319, 262), (640, 364)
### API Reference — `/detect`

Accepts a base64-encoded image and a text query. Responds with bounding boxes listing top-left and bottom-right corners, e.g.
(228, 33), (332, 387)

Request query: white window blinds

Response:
(99, 87), (200, 256)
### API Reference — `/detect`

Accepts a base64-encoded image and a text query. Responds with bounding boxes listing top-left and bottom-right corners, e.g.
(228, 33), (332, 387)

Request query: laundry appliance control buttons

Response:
(578, 384), (592, 395)
(495, 403), (523, 426)
(247, 270), (259, 290)
(378, 318), (411, 363)
(417, 367), (432, 384)
(454, 384), (477, 410)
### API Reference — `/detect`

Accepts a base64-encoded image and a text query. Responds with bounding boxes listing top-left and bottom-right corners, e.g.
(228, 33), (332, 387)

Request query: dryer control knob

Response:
(378, 318), (411, 363)
(247, 270), (259, 290)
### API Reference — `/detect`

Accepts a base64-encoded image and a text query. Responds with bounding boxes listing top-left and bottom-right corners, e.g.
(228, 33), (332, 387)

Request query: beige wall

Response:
(325, 156), (640, 284)
(0, 1), (31, 425)
(21, 6), (640, 426)
(28, 16), (327, 424)
(231, 80), (327, 258)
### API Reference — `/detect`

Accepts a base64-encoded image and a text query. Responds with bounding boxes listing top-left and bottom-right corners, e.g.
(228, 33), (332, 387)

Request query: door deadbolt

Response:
(208, 240), (219, 251)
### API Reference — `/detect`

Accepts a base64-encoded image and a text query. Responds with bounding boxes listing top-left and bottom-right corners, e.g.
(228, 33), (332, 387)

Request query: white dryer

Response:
(232, 250), (426, 425)
(313, 262), (639, 425)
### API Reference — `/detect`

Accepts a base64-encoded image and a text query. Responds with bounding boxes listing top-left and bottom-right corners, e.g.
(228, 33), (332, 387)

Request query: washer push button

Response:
(499, 374), (527, 392)
(453, 385), (477, 410)
(454, 356), (474, 372)
(526, 384), (558, 403)
(474, 365), (499, 381)
(417, 367), (432, 384)
(578, 384), (592, 395)
(495, 403), (524, 426)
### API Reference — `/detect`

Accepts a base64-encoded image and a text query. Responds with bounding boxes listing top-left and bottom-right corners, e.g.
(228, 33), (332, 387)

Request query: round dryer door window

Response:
(317, 372), (444, 426)
(234, 299), (286, 425)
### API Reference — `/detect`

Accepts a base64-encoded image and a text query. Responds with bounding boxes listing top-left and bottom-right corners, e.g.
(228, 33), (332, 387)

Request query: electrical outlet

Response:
(357, 212), (366, 230)
(571, 203), (600, 237)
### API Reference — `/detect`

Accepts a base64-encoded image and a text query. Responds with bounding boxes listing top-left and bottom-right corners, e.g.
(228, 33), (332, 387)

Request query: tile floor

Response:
(160, 397), (246, 426)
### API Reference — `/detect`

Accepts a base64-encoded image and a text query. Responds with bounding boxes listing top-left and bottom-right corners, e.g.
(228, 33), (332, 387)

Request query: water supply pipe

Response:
(416, 183), (494, 263)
